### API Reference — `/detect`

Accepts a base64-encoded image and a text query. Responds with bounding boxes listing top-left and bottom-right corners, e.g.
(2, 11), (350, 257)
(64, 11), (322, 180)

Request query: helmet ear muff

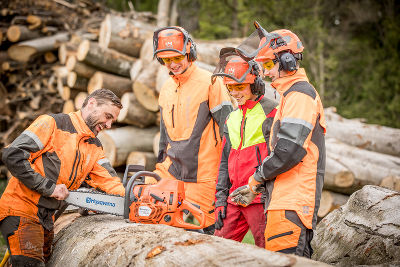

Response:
(187, 38), (197, 62)
(278, 52), (297, 71)
(249, 60), (265, 95)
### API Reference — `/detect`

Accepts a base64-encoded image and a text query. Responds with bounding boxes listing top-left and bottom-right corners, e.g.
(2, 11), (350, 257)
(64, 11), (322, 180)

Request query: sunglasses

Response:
(262, 59), (278, 70)
(226, 84), (248, 92)
(161, 55), (186, 64)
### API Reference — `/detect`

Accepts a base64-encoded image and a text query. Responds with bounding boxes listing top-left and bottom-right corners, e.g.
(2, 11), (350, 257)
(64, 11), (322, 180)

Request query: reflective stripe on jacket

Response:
(254, 68), (326, 229)
(215, 96), (277, 207)
(0, 111), (124, 230)
(156, 64), (233, 183)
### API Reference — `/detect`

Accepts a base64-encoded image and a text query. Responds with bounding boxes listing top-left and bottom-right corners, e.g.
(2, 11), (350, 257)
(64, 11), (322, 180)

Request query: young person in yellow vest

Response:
(152, 26), (233, 234)
(230, 24), (326, 257)
(211, 48), (277, 247)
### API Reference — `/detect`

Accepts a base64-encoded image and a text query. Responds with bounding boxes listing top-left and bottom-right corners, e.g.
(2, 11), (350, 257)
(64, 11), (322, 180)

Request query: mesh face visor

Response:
(153, 26), (190, 58)
(211, 47), (255, 85)
(235, 21), (281, 60)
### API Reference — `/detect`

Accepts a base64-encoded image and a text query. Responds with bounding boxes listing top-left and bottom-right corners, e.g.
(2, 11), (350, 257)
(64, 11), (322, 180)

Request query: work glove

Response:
(230, 175), (263, 207)
(214, 205), (227, 230)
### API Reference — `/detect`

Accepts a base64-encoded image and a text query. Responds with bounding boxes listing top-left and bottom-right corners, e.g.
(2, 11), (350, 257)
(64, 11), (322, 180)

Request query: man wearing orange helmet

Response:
(153, 26), (233, 234)
(211, 49), (277, 247)
(231, 27), (326, 257)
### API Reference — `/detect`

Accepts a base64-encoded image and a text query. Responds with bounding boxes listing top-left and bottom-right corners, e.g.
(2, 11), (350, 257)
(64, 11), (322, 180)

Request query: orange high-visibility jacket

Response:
(253, 68), (326, 229)
(0, 111), (124, 230)
(156, 64), (233, 183)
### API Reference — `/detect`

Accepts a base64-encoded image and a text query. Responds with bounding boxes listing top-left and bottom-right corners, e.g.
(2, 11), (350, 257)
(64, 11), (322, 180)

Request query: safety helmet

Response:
(212, 47), (265, 95)
(255, 29), (304, 62)
(153, 26), (197, 63)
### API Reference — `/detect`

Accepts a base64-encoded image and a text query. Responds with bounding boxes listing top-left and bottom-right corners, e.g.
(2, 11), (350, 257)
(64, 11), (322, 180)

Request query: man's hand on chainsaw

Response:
(50, 184), (69, 200)
(214, 205), (227, 230)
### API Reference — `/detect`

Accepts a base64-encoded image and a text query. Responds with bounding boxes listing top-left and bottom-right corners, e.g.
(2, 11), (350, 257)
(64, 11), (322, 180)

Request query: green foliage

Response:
(242, 230), (255, 245)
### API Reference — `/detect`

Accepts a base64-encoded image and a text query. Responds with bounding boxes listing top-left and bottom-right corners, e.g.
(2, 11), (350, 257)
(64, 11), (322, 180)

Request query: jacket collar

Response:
(271, 68), (309, 95)
(239, 95), (263, 110)
(71, 110), (95, 137)
(170, 63), (196, 85)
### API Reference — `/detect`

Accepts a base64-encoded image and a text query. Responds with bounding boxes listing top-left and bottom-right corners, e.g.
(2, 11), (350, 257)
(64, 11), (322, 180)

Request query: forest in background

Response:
(107, 0), (400, 128)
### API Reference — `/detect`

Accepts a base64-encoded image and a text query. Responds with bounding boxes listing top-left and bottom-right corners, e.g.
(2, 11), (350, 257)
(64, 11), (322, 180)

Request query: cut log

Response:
(74, 92), (88, 110)
(312, 185), (400, 266)
(325, 138), (400, 195)
(58, 42), (77, 65)
(65, 55), (77, 71)
(325, 107), (400, 157)
(7, 32), (69, 62)
(62, 99), (75, 113)
(129, 59), (143, 81)
(67, 72), (88, 91)
(97, 126), (159, 167)
(117, 92), (157, 128)
(6, 25), (41, 42)
(195, 38), (244, 66)
(49, 214), (326, 267)
(133, 60), (159, 112)
(26, 15), (41, 30)
(71, 61), (97, 79)
(126, 151), (156, 171)
(317, 190), (349, 219)
(139, 37), (154, 63)
(44, 51), (56, 63)
(87, 71), (132, 98)
(156, 65), (170, 93)
(99, 14), (154, 58)
(153, 131), (160, 157)
(324, 155), (355, 190)
(379, 175), (400, 192)
(77, 40), (136, 77)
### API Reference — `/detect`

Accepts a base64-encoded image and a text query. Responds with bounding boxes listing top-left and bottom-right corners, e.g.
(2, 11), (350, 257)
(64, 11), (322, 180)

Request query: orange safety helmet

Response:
(255, 29), (304, 62)
(212, 47), (265, 95)
(153, 26), (197, 63)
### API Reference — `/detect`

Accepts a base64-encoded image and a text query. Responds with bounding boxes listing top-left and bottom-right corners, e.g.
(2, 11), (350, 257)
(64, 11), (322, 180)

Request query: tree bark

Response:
(97, 126), (159, 167)
(49, 214), (327, 267)
(157, 0), (171, 27)
(7, 32), (69, 62)
(99, 14), (154, 58)
(87, 71), (132, 98)
(325, 107), (400, 157)
(71, 61), (97, 79)
(117, 92), (157, 128)
(312, 185), (400, 266)
(77, 40), (136, 77)
(325, 138), (400, 195)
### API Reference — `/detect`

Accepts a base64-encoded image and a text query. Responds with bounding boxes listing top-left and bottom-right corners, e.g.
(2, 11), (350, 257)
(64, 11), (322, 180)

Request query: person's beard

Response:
(85, 113), (101, 136)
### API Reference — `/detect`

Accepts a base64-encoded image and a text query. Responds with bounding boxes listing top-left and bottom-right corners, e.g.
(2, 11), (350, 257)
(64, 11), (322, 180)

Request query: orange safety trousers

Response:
(0, 216), (52, 266)
(265, 210), (313, 258)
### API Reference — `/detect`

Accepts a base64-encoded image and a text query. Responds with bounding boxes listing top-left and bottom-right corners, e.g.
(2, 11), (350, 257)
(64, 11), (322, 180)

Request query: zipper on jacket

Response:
(68, 136), (85, 189)
(171, 104), (175, 128)
(212, 118), (218, 146)
(242, 117), (247, 147)
(255, 146), (262, 167)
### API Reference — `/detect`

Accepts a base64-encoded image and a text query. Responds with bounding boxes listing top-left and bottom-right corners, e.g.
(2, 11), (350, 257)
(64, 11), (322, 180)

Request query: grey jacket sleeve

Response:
(211, 102), (233, 140)
(2, 116), (56, 196)
(215, 123), (231, 207)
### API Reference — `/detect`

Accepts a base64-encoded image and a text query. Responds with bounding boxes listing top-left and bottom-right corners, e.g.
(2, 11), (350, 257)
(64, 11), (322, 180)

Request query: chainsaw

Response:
(65, 168), (206, 230)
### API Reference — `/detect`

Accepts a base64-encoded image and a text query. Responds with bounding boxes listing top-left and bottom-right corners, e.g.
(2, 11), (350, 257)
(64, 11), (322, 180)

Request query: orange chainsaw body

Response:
(127, 175), (206, 230)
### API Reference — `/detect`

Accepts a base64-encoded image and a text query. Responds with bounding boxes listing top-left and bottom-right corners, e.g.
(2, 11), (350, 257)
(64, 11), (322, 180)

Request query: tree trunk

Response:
(97, 126), (159, 167)
(324, 154), (355, 191)
(312, 185), (400, 266)
(99, 14), (154, 58)
(7, 32), (69, 62)
(325, 138), (400, 195)
(126, 151), (157, 171)
(77, 40), (136, 77)
(6, 25), (41, 42)
(117, 92), (157, 128)
(49, 214), (327, 267)
(157, 0), (171, 27)
(325, 107), (400, 157)
(133, 60), (159, 112)
(87, 71), (132, 98)
(317, 190), (348, 219)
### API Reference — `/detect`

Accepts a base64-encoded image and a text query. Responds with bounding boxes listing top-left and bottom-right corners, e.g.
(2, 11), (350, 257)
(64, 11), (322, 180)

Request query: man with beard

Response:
(0, 88), (125, 266)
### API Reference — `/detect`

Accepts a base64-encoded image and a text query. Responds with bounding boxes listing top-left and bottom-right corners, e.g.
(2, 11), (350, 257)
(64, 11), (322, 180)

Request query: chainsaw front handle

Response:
(124, 171), (162, 219)
(177, 200), (206, 230)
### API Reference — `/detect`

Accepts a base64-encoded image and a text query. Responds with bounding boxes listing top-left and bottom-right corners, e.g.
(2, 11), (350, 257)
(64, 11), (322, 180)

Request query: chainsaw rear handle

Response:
(124, 171), (162, 219)
(122, 164), (145, 187)
(177, 200), (206, 230)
